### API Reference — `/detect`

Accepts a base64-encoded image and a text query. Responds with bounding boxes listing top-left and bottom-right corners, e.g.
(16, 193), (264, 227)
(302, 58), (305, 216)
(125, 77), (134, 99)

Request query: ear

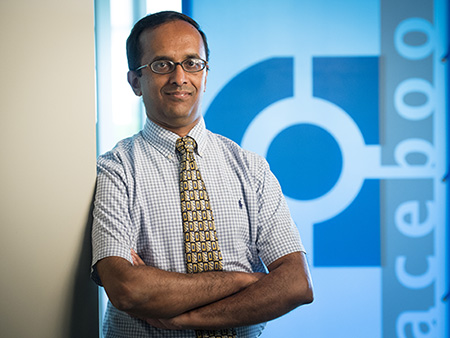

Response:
(127, 70), (142, 96)
(203, 68), (208, 92)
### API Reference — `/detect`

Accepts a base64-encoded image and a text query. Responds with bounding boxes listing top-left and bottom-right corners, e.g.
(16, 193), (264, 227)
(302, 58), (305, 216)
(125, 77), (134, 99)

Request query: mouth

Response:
(164, 90), (192, 100)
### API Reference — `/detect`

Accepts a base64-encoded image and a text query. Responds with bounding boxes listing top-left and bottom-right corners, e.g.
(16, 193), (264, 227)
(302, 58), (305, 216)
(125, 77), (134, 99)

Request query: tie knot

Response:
(176, 136), (196, 154)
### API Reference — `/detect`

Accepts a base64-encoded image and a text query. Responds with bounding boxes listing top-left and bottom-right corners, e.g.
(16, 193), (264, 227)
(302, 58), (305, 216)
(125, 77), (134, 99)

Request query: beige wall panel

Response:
(0, 1), (97, 337)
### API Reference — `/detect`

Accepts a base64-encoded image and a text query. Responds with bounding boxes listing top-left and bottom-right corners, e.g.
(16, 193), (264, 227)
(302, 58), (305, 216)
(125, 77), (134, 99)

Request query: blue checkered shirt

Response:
(91, 118), (305, 337)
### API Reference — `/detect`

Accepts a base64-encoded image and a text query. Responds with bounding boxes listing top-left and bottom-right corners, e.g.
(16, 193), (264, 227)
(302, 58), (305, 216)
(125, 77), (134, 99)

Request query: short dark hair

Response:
(126, 11), (210, 73)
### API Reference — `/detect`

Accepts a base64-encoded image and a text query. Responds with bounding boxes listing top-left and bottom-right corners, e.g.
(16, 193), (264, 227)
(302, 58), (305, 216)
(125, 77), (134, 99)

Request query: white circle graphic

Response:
(242, 96), (368, 224)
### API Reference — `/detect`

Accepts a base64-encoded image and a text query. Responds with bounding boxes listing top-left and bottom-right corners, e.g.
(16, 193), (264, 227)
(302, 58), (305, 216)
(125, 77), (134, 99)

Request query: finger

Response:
(130, 249), (139, 265)
(146, 318), (168, 329)
(130, 249), (146, 266)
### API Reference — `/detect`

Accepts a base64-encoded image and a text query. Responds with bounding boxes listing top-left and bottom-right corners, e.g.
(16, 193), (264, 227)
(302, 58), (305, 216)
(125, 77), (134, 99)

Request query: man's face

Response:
(128, 20), (208, 136)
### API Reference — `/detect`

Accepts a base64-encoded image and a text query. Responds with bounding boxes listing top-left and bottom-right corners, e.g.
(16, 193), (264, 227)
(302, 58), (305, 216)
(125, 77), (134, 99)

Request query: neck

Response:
(149, 116), (201, 137)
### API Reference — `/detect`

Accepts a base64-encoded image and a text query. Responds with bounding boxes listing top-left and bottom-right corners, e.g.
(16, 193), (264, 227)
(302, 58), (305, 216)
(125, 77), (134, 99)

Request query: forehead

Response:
(139, 20), (206, 61)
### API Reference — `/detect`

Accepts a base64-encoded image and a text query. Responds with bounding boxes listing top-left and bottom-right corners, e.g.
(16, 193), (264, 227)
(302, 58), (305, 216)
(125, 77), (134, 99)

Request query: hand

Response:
(146, 317), (183, 330)
(131, 249), (146, 266)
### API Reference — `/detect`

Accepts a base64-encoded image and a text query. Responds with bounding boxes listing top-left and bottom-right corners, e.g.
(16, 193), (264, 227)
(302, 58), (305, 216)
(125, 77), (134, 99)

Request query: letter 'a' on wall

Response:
(186, 0), (448, 337)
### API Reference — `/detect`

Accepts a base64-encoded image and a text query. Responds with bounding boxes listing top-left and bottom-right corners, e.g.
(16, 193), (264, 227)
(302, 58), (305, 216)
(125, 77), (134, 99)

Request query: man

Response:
(92, 11), (313, 337)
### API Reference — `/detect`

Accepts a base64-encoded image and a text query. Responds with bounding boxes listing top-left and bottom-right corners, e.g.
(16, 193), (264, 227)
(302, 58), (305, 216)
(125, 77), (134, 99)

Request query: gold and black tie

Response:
(176, 136), (237, 338)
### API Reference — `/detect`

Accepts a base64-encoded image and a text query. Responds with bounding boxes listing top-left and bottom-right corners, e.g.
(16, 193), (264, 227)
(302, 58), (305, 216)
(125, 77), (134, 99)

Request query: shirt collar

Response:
(186, 118), (207, 157)
(142, 117), (207, 159)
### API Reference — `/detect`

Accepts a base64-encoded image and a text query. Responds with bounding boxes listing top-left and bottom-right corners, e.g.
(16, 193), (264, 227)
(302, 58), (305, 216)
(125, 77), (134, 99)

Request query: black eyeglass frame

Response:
(135, 58), (209, 74)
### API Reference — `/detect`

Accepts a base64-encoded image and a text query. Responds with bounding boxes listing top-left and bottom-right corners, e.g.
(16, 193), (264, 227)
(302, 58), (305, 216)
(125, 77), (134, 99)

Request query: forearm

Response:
(163, 252), (313, 330)
(125, 266), (256, 319)
(97, 256), (260, 319)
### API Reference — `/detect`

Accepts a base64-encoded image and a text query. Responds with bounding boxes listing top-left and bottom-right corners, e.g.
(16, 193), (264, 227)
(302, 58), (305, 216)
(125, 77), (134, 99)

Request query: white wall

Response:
(0, 1), (97, 337)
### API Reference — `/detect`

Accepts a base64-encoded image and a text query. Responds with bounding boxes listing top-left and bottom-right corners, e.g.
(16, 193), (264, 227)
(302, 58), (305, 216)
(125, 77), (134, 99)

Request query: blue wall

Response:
(185, 0), (448, 336)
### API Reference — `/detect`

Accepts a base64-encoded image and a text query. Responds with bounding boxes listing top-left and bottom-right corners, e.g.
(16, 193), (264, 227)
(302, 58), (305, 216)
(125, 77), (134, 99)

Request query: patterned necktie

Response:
(176, 136), (237, 338)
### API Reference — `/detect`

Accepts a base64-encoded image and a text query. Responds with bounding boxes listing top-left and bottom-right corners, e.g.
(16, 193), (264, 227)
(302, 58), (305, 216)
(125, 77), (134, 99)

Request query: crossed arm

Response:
(96, 250), (313, 330)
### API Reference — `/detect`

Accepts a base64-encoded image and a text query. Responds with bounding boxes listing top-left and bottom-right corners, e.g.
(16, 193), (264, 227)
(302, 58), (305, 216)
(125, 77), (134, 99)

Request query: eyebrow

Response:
(149, 53), (203, 63)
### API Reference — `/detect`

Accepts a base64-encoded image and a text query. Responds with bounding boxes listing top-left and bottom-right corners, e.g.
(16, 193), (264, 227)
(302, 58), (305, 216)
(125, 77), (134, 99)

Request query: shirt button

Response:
(168, 154), (173, 160)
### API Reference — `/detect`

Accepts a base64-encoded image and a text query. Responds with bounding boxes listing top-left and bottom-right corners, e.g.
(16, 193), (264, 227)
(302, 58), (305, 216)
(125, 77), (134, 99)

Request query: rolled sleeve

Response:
(255, 158), (305, 267)
(91, 153), (136, 286)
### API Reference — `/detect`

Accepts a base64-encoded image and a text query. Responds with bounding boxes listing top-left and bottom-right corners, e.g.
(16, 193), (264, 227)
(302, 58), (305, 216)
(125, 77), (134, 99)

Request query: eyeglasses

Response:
(135, 58), (208, 74)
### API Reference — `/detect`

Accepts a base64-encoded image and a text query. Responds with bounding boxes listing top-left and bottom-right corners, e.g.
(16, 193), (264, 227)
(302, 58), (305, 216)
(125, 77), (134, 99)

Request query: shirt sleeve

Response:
(255, 157), (305, 267)
(91, 152), (136, 286)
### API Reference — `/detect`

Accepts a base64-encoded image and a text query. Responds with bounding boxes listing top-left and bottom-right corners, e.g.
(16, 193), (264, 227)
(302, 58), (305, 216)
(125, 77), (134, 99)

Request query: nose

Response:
(169, 63), (187, 86)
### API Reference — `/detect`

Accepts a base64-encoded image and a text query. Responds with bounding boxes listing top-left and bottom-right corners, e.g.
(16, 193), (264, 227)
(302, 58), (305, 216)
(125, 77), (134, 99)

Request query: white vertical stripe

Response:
(146, 0), (182, 14)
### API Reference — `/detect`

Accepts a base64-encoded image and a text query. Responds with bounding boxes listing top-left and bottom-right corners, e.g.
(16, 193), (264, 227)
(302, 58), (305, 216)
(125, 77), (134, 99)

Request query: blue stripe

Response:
(446, 0), (450, 334)
(182, 0), (192, 16)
